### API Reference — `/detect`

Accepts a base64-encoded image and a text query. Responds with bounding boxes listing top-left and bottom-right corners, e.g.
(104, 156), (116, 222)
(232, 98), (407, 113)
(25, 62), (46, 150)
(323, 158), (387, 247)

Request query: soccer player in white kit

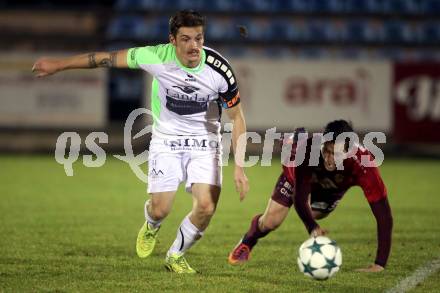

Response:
(32, 10), (249, 273)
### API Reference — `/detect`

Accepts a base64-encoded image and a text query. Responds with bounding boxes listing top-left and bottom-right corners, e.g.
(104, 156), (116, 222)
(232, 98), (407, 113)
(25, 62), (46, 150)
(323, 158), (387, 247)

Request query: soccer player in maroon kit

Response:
(228, 120), (393, 272)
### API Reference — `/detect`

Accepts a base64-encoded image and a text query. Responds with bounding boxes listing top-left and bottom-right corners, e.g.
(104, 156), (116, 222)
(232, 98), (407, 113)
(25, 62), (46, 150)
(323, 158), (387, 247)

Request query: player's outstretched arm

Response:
(292, 169), (324, 235)
(356, 197), (393, 272)
(226, 104), (249, 201)
(32, 50), (129, 77)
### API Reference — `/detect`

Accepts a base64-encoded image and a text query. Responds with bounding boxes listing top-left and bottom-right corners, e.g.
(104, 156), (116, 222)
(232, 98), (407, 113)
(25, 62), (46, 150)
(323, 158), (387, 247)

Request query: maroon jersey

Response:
(283, 138), (387, 205)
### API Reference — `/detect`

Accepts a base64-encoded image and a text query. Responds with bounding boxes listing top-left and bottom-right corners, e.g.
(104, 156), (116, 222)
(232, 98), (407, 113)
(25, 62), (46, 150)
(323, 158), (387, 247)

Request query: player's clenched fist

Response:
(32, 58), (61, 77)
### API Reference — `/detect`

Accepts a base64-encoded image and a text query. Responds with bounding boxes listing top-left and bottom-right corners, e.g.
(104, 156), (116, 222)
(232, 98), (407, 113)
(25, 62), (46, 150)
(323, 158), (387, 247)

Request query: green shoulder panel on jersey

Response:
(126, 43), (175, 69)
(151, 78), (161, 125)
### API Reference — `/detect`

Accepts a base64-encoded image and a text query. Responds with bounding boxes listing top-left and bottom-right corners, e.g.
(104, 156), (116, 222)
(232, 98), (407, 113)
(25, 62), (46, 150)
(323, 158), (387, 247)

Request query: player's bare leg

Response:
(259, 199), (291, 231)
(136, 191), (176, 258)
(229, 199), (289, 264)
(165, 183), (220, 273)
(148, 191), (178, 221)
(189, 183), (221, 230)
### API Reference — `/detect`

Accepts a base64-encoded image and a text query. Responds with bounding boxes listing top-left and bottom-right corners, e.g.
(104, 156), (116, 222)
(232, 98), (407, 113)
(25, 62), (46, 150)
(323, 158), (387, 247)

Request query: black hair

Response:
(323, 120), (354, 151)
(169, 10), (206, 37)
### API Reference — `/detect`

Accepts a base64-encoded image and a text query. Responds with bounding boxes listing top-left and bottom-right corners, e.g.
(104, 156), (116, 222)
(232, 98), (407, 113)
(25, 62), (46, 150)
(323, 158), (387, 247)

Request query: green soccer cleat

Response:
(136, 221), (160, 258)
(165, 253), (197, 274)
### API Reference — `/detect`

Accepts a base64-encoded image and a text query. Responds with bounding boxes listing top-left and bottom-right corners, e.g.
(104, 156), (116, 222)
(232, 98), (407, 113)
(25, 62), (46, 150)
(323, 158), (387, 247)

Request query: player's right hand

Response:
(234, 166), (249, 201)
(32, 58), (60, 77)
(310, 227), (328, 237)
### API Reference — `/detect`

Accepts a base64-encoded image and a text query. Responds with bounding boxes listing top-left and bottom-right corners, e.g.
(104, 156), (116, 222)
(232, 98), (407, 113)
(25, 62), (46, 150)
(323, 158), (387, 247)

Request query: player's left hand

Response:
(310, 227), (328, 237)
(234, 166), (249, 201)
(355, 264), (384, 273)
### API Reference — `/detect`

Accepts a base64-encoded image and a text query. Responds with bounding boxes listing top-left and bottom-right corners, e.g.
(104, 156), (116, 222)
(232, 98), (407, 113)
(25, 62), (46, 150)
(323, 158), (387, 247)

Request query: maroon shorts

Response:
(271, 173), (295, 207)
(271, 172), (342, 213)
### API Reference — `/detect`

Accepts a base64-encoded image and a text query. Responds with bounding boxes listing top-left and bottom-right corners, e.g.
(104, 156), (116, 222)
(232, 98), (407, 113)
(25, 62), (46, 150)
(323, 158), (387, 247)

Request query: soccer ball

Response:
(297, 236), (342, 280)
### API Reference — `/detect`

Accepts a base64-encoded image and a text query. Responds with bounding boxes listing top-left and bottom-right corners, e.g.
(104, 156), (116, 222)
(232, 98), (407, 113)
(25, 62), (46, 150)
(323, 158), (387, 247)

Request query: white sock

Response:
(167, 215), (203, 256)
(144, 200), (162, 229)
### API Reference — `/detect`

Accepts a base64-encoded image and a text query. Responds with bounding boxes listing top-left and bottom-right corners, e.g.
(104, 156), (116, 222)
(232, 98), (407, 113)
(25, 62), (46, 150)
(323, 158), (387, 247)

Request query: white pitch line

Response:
(385, 258), (440, 293)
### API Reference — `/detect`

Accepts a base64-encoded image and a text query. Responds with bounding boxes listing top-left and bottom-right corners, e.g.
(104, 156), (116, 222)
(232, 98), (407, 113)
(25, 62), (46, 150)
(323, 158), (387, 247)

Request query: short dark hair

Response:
(169, 10), (205, 37)
(323, 120), (354, 151)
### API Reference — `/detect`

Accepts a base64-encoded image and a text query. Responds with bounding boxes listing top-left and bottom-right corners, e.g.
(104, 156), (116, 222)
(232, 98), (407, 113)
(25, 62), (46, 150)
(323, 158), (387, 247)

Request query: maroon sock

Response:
(242, 214), (270, 249)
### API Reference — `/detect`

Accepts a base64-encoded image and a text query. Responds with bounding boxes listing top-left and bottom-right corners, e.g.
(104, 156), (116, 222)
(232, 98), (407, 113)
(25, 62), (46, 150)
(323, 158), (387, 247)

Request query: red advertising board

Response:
(394, 63), (440, 142)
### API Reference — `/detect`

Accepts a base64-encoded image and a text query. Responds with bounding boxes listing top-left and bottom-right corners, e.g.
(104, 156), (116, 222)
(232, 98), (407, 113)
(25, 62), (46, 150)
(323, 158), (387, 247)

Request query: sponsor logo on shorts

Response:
(279, 178), (293, 197)
(150, 168), (164, 176)
(164, 138), (219, 151)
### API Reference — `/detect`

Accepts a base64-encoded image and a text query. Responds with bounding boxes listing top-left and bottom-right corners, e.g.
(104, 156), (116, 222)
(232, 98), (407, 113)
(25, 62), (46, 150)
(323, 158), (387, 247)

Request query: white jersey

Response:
(127, 43), (240, 137)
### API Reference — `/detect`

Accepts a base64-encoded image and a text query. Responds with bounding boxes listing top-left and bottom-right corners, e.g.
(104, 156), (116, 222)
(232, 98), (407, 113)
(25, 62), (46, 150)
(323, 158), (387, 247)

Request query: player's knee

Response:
(149, 205), (171, 220)
(195, 201), (217, 218)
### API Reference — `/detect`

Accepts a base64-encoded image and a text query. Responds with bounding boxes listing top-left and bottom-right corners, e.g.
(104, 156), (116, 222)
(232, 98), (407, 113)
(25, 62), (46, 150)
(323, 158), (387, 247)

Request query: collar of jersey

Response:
(174, 48), (206, 73)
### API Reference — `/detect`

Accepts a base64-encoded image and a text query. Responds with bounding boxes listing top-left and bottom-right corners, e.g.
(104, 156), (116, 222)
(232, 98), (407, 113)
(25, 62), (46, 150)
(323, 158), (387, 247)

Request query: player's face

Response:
(322, 142), (346, 171)
(170, 26), (204, 68)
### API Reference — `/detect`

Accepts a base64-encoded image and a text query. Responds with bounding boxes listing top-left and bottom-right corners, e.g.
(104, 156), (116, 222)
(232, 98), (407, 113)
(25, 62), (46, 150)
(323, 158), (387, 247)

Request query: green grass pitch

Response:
(1, 155), (439, 292)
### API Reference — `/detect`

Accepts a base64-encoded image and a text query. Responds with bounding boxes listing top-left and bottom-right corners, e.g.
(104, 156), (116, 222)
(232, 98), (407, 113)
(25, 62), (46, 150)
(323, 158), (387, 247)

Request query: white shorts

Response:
(147, 133), (222, 194)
